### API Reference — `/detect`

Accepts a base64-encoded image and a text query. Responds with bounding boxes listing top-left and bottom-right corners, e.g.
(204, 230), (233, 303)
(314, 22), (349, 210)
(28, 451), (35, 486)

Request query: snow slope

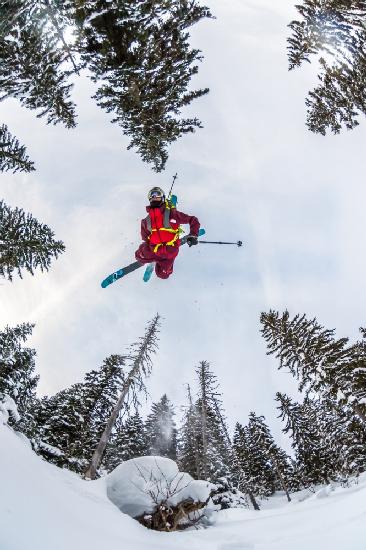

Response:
(1, 425), (365, 550)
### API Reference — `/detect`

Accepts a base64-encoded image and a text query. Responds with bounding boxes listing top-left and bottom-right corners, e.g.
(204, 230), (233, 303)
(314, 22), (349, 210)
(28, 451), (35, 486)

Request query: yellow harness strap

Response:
(151, 228), (180, 253)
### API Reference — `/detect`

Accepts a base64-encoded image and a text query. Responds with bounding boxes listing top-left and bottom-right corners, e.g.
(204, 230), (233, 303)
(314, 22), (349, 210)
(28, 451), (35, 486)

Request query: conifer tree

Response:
(194, 361), (231, 481)
(0, 4), (77, 128)
(247, 412), (293, 500)
(0, 124), (35, 173)
(276, 392), (333, 486)
(178, 364), (231, 483)
(32, 383), (86, 469)
(32, 355), (127, 472)
(314, 394), (366, 480)
(246, 412), (276, 497)
(178, 384), (202, 478)
(71, 0), (212, 171)
(1, 1), (211, 170)
(260, 310), (366, 422)
(0, 323), (38, 429)
(103, 412), (148, 472)
(70, 354), (128, 465)
(145, 394), (178, 460)
(0, 200), (65, 281)
(287, 0), (366, 134)
(232, 422), (260, 510)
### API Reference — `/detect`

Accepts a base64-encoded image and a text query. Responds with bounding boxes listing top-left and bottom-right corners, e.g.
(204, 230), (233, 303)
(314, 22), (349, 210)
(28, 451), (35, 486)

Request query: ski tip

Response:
(101, 268), (124, 288)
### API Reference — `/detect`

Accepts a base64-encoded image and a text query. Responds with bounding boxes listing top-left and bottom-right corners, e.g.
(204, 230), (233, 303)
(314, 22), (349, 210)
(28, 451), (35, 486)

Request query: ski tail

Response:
(143, 263), (154, 283)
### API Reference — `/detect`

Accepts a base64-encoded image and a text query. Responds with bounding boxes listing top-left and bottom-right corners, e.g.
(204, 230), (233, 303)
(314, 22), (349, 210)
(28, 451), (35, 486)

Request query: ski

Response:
(143, 263), (154, 283)
(101, 228), (205, 288)
(101, 261), (143, 288)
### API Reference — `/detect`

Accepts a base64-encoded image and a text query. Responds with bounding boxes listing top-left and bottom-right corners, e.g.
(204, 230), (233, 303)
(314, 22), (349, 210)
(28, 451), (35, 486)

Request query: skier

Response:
(135, 187), (200, 279)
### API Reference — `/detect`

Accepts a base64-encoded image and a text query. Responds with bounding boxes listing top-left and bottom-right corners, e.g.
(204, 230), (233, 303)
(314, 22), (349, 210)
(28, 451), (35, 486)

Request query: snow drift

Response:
(1, 424), (366, 550)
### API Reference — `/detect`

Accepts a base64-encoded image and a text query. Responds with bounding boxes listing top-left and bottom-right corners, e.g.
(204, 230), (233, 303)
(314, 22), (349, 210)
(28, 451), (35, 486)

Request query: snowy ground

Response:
(1, 425), (365, 550)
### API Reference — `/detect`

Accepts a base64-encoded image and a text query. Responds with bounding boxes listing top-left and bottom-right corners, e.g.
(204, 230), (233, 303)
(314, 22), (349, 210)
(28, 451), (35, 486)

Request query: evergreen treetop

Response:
(1, 0), (212, 170)
(0, 200), (65, 281)
(145, 394), (178, 460)
(0, 124), (35, 173)
(287, 0), (366, 134)
(0, 322), (38, 424)
(260, 310), (366, 421)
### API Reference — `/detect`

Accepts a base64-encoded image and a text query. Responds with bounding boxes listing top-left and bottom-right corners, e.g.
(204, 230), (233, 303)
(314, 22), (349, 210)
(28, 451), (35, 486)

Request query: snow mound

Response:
(106, 456), (215, 518)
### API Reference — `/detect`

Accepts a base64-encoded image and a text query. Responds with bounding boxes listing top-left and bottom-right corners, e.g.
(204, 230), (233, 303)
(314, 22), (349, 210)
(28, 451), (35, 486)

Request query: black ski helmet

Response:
(148, 187), (165, 202)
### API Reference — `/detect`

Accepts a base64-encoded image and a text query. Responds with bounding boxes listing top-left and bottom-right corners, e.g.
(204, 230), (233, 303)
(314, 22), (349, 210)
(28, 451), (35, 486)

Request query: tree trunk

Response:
(273, 457), (291, 502)
(247, 489), (260, 511)
(84, 372), (134, 479)
(200, 387), (208, 479)
(187, 385), (201, 479)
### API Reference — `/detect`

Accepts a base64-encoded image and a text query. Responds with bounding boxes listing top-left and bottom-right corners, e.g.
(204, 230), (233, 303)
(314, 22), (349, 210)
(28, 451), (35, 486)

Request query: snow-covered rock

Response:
(106, 456), (215, 518)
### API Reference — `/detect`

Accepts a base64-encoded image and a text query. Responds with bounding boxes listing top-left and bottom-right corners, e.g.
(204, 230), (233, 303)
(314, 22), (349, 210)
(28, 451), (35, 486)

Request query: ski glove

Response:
(187, 235), (198, 247)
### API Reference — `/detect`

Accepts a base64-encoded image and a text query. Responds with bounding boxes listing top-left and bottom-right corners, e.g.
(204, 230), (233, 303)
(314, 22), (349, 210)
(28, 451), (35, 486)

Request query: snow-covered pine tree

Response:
(336, 327), (366, 422)
(0, 323), (38, 431)
(246, 412), (276, 497)
(72, 0), (213, 171)
(287, 0), (366, 135)
(0, 124), (35, 173)
(32, 354), (127, 472)
(195, 360), (232, 482)
(0, 200), (65, 281)
(260, 310), (366, 422)
(31, 384), (86, 468)
(85, 314), (161, 479)
(178, 384), (202, 479)
(315, 395), (366, 481)
(0, 2), (77, 128)
(70, 354), (128, 466)
(232, 422), (260, 510)
(276, 392), (333, 487)
(103, 412), (148, 472)
(247, 412), (293, 500)
(145, 394), (178, 460)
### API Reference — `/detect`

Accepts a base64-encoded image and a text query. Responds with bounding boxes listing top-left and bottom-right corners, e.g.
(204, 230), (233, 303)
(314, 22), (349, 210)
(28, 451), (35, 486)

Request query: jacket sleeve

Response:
(141, 218), (150, 242)
(174, 210), (200, 237)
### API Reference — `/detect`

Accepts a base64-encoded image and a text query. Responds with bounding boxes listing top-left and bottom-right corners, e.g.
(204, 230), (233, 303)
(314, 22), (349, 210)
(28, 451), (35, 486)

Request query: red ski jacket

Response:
(141, 204), (200, 246)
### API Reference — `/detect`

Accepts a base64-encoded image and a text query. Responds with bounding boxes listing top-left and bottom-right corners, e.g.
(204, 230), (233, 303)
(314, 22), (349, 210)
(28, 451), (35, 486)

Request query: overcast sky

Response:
(1, 0), (366, 446)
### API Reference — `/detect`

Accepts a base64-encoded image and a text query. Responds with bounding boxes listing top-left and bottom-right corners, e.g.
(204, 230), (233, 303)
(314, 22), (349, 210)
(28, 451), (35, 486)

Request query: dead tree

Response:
(85, 314), (160, 480)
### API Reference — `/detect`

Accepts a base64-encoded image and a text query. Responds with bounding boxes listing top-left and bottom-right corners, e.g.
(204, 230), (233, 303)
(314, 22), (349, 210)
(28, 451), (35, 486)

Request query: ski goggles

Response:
(148, 190), (164, 200)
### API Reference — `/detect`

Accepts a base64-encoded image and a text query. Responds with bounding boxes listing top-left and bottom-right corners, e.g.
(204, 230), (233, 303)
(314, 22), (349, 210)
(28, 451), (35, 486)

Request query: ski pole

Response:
(198, 240), (243, 247)
(167, 173), (178, 200)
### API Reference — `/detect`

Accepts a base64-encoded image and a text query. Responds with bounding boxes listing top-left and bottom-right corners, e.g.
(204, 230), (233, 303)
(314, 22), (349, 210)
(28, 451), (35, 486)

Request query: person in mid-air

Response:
(135, 187), (200, 279)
